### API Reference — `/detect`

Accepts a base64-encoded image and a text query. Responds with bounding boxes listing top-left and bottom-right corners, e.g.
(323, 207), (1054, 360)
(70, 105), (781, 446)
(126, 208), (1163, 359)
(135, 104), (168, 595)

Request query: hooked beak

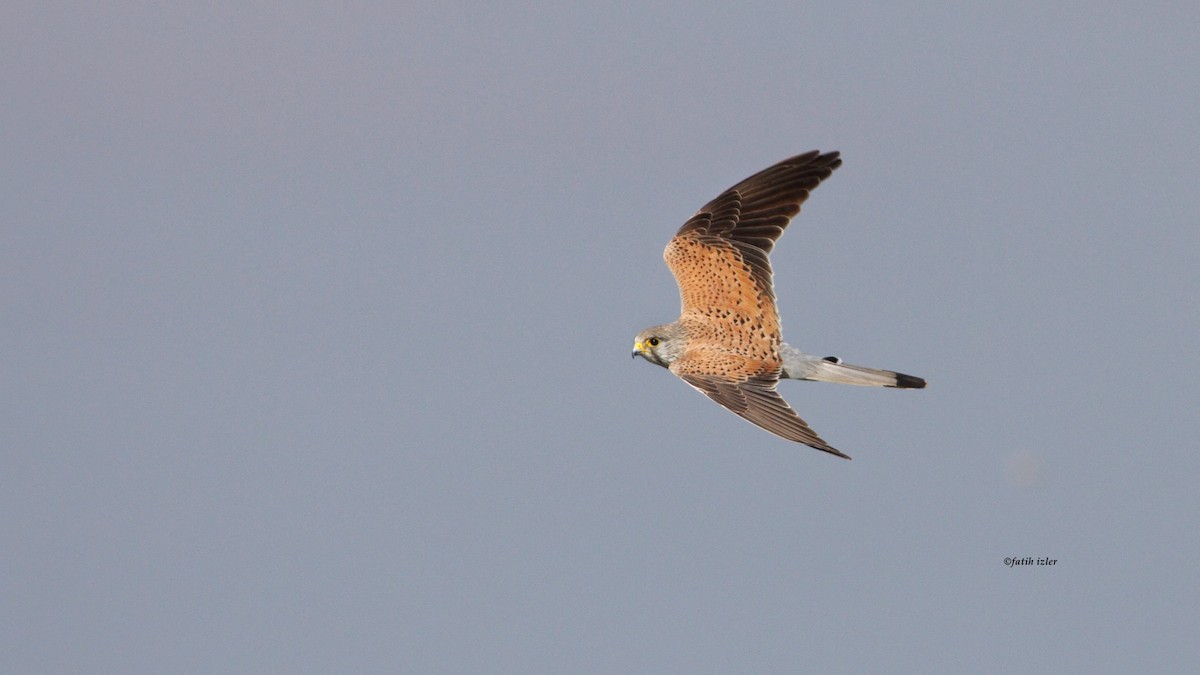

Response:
(631, 341), (644, 360)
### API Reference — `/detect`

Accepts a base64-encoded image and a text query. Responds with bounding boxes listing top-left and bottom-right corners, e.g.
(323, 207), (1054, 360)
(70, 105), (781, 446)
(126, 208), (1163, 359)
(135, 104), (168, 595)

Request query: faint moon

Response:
(1006, 450), (1046, 488)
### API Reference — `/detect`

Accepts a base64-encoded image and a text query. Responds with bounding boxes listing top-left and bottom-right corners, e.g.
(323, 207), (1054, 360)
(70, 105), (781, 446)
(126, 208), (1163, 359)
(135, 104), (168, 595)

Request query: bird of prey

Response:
(632, 150), (924, 459)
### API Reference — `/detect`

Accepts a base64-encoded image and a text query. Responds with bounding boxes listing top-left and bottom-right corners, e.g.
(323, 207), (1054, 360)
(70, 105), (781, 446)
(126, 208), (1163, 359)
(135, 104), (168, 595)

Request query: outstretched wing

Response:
(661, 150), (847, 457)
(673, 366), (848, 459)
(664, 150), (842, 334)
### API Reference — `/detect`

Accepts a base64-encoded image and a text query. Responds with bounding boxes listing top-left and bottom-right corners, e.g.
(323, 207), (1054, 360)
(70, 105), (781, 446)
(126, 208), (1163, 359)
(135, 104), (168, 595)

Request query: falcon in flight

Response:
(631, 150), (925, 459)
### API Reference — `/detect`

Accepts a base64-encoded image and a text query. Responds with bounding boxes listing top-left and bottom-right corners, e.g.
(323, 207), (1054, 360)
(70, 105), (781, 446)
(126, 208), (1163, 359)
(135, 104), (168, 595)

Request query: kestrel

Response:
(632, 150), (925, 459)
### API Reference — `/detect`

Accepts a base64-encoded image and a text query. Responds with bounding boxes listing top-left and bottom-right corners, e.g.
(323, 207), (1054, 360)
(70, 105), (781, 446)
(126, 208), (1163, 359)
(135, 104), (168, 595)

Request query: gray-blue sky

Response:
(4, 2), (1198, 672)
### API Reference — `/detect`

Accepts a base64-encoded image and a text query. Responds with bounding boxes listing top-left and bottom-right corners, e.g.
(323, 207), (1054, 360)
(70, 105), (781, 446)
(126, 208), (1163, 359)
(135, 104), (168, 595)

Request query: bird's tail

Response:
(779, 345), (926, 388)
(804, 359), (925, 388)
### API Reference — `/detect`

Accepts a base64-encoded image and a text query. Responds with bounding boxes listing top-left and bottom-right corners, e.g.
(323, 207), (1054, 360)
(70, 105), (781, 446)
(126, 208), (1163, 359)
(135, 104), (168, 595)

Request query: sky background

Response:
(4, 2), (1199, 672)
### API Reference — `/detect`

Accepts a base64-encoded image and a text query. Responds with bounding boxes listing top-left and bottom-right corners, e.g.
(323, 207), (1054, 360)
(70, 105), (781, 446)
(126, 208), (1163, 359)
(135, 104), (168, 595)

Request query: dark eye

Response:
(648, 337), (660, 347)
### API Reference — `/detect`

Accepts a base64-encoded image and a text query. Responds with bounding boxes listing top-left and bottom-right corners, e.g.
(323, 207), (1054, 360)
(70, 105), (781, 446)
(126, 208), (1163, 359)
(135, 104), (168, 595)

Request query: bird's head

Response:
(632, 323), (687, 368)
